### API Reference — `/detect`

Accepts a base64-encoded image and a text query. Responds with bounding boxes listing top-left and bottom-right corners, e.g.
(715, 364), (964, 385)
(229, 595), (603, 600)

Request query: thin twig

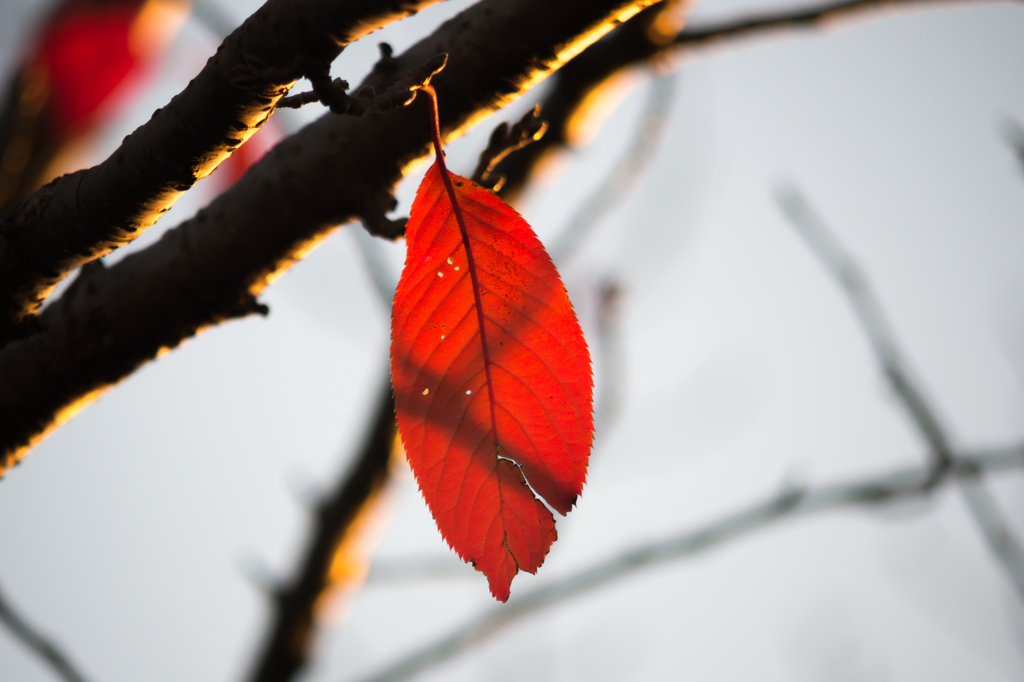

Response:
(352, 444), (1024, 682)
(775, 186), (1024, 600)
(0, 579), (92, 682)
(470, 107), (548, 191)
(549, 72), (676, 263)
(593, 278), (626, 440)
(775, 188), (954, 473)
(672, 0), (1014, 50)
(189, 0), (238, 38)
(277, 53), (447, 117)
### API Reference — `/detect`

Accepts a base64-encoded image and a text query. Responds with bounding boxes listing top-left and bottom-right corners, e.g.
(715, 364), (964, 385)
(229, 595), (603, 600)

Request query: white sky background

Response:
(0, 0), (1023, 681)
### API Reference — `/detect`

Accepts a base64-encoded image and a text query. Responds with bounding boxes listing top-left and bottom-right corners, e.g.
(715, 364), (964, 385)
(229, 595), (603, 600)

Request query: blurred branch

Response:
(593, 278), (627, 439)
(189, 0), (239, 37)
(246, 381), (399, 682)
(0, 578), (92, 682)
(548, 72), (675, 263)
(776, 186), (1024, 601)
(999, 117), (1024, 175)
(354, 443), (1024, 682)
(352, 229), (399, 307)
(775, 188), (953, 474)
(494, 0), (1011, 203)
(669, 0), (1008, 49)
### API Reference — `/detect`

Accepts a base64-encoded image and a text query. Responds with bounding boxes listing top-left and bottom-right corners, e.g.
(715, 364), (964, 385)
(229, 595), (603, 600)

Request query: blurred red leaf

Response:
(2, 0), (184, 211)
(390, 160), (593, 601)
(32, 3), (140, 133)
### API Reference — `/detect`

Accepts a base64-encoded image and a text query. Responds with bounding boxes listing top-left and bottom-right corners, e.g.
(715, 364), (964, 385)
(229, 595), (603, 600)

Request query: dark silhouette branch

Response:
(247, 381), (399, 682)
(0, 578), (92, 682)
(494, 1), (679, 202)
(776, 186), (1024, 600)
(0, 0), (660, 476)
(669, 0), (1015, 49)
(354, 443), (1024, 682)
(469, 107), (548, 191)
(494, 0), (1013, 202)
(0, 0), (446, 347)
(277, 50), (447, 118)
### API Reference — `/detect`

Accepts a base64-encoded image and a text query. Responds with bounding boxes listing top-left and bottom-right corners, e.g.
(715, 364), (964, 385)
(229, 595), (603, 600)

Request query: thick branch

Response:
(0, 0), (662, 473)
(0, 0), (445, 346)
(355, 444), (1024, 682)
(247, 381), (398, 682)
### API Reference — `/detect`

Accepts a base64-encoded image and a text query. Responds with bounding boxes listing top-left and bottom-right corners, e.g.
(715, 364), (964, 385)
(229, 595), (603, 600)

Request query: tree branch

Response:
(547, 71), (676, 263)
(776, 186), (1024, 600)
(0, 0), (661, 476)
(670, 0), (1013, 48)
(246, 381), (399, 682)
(353, 443), (1024, 682)
(493, 0), (1013, 202)
(0, 577), (92, 682)
(0, 0), (446, 347)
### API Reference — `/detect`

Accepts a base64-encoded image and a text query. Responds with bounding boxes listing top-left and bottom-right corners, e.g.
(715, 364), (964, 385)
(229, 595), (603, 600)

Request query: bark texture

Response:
(0, 0), (660, 474)
(0, 0), (444, 346)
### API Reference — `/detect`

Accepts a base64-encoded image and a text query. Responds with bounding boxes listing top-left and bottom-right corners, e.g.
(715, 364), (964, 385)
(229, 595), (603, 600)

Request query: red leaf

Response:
(390, 161), (593, 601)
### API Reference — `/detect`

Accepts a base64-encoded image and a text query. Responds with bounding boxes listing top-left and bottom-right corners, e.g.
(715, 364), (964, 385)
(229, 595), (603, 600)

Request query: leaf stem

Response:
(421, 86), (501, 454)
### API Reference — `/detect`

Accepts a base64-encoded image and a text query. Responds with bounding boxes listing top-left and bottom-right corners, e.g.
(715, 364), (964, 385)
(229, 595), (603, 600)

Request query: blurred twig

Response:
(594, 278), (627, 439)
(353, 444), (1024, 682)
(246, 381), (400, 682)
(548, 73), (676, 263)
(999, 117), (1024, 175)
(0, 579), (92, 682)
(776, 186), (1024, 600)
(352, 229), (399, 307)
(775, 188), (952, 474)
